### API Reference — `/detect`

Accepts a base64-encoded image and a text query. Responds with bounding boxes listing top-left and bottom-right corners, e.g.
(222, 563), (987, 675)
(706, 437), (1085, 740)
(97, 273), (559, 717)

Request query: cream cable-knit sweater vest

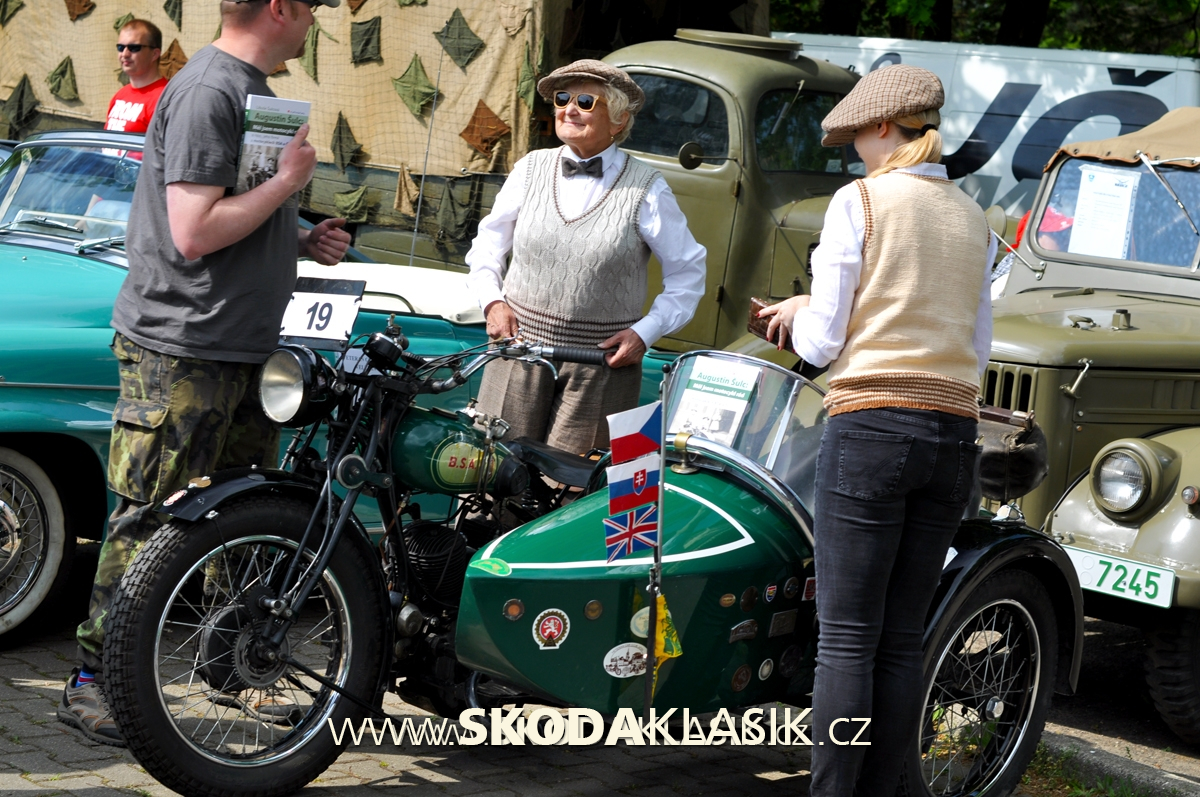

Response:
(824, 171), (989, 420)
(503, 149), (660, 347)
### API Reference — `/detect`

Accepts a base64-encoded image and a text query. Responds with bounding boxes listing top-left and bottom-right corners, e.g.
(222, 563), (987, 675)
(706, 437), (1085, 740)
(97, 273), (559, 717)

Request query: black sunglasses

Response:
(553, 91), (606, 113)
(115, 44), (147, 53)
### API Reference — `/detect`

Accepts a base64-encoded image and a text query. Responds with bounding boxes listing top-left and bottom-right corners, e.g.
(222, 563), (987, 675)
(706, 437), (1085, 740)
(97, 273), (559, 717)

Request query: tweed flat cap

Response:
(820, 64), (944, 147)
(537, 60), (645, 113)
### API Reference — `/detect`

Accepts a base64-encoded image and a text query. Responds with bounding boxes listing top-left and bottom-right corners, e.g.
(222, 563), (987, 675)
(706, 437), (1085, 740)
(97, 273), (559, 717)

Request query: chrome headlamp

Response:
(258, 345), (336, 427)
(1090, 439), (1180, 522)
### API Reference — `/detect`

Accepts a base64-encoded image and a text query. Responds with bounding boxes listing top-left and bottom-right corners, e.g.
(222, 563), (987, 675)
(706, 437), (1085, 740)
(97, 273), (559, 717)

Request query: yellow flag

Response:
(651, 593), (682, 696)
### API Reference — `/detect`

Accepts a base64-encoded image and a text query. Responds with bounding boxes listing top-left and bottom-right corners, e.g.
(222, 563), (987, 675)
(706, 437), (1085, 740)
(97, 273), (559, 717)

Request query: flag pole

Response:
(644, 377), (667, 720)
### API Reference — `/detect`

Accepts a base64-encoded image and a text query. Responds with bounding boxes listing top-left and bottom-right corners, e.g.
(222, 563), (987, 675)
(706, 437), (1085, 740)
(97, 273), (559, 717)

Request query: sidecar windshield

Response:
(663, 351), (827, 510)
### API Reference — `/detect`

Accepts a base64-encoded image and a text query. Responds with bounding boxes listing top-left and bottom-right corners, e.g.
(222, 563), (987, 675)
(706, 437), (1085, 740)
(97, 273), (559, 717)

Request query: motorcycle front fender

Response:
(156, 466), (377, 552)
(927, 518), (1084, 695)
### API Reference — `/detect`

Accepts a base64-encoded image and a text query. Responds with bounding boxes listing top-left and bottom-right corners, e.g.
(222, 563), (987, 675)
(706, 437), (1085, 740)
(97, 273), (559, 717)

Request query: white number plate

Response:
(279, 277), (365, 351)
(1063, 545), (1175, 608)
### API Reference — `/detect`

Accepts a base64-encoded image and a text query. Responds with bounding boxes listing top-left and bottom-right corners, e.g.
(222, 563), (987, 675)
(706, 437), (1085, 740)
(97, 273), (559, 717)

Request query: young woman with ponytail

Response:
(758, 65), (997, 796)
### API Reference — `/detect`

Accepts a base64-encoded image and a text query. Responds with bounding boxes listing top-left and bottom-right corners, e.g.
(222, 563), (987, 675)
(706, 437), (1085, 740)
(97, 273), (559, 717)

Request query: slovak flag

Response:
(607, 453), (661, 515)
(604, 504), (659, 562)
(607, 401), (662, 464)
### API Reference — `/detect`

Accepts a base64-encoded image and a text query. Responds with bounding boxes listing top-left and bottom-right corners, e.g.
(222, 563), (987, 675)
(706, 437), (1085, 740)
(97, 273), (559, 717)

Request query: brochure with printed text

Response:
(235, 94), (310, 200)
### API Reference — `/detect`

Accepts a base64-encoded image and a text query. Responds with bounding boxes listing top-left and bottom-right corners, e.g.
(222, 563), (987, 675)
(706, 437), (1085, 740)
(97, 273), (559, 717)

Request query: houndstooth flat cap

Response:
(537, 60), (645, 113)
(820, 64), (944, 147)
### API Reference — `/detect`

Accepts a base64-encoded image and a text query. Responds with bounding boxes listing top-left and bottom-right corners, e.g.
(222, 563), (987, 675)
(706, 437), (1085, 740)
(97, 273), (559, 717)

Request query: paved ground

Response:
(0, 545), (817, 796)
(3, 544), (1200, 796)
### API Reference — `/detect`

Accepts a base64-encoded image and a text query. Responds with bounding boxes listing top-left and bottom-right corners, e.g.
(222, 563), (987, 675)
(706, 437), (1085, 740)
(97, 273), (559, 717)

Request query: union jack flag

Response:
(603, 504), (659, 563)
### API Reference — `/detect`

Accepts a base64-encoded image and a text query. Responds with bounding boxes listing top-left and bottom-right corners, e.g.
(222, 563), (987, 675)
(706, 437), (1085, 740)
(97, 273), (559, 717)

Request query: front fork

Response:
(259, 383), (386, 650)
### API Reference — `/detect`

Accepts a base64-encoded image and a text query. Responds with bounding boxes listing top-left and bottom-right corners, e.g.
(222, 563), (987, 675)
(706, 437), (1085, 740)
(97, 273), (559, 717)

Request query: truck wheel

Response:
(1144, 610), (1200, 745)
(901, 569), (1058, 797)
(0, 447), (74, 635)
(104, 496), (388, 797)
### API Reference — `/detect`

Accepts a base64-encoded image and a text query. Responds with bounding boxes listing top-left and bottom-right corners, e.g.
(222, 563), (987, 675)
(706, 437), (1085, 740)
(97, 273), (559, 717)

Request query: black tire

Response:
(104, 496), (388, 797)
(0, 447), (74, 635)
(900, 569), (1058, 797)
(1145, 610), (1200, 746)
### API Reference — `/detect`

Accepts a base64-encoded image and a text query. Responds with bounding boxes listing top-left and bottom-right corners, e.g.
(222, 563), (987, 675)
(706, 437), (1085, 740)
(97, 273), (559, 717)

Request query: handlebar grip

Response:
(544, 346), (610, 366)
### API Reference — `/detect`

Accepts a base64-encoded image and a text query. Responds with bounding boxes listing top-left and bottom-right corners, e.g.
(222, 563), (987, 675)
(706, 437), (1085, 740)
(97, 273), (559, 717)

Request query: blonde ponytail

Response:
(868, 109), (943, 178)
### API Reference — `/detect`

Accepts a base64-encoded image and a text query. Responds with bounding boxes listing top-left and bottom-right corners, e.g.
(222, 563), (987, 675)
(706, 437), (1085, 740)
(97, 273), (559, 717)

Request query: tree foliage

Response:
(771, 0), (1200, 55)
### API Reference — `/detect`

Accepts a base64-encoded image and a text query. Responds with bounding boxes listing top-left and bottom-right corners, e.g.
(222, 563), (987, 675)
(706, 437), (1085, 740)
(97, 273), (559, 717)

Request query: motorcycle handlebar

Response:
(541, 346), (610, 367)
(422, 341), (609, 394)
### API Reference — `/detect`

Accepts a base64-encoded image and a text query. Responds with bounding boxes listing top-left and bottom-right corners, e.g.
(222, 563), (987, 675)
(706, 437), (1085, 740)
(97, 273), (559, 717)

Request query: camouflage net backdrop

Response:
(0, 0), (579, 244)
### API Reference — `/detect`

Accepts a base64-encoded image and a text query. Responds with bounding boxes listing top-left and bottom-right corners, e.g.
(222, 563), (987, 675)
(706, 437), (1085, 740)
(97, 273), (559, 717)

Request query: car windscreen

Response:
(622, 75), (730, 160)
(0, 145), (140, 239)
(1033, 158), (1200, 270)
(755, 89), (843, 173)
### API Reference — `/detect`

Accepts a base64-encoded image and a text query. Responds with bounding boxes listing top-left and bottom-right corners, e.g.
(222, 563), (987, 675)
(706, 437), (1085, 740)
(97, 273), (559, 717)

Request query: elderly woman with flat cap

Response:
(759, 65), (997, 796)
(466, 60), (706, 454)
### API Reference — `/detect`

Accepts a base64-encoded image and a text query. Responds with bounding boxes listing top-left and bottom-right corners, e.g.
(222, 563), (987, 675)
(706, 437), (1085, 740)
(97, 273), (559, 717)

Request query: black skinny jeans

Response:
(808, 407), (980, 797)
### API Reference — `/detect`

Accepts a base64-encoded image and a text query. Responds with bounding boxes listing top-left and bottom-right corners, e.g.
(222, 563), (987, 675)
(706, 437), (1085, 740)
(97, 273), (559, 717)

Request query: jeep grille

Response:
(982, 363), (1036, 412)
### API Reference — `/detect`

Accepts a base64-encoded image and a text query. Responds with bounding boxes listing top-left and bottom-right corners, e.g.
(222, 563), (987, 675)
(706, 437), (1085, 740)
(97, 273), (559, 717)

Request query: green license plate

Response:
(1063, 546), (1174, 608)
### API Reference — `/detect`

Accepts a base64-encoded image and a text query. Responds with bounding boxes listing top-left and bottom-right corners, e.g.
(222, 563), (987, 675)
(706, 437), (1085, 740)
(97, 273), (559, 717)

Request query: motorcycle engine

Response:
(402, 520), (468, 606)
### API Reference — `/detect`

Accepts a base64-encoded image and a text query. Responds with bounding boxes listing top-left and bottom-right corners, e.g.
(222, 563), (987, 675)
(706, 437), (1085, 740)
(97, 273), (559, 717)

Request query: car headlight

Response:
(258, 346), (335, 426)
(1094, 452), (1145, 512)
(1089, 439), (1180, 521)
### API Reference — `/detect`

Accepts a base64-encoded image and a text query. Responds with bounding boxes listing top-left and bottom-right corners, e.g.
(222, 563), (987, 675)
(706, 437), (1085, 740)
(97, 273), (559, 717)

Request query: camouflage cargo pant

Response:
(76, 334), (280, 670)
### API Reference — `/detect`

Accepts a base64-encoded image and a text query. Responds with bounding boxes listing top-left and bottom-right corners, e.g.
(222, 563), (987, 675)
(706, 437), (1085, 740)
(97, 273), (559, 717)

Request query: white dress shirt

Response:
(791, 162), (997, 374)
(465, 144), (707, 347)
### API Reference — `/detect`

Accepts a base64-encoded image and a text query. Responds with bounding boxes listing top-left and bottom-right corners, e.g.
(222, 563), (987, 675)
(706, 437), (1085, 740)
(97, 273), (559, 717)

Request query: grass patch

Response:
(1020, 744), (1179, 797)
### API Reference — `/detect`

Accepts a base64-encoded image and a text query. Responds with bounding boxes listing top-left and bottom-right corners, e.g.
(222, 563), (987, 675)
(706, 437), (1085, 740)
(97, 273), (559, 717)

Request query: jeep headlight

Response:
(1094, 452), (1145, 512)
(259, 345), (335, 426)
(1089, 439), (1181, 522)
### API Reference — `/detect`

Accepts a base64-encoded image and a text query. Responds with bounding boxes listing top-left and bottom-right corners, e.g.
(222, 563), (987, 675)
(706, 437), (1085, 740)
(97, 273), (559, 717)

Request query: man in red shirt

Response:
(105, 19), (167, 134)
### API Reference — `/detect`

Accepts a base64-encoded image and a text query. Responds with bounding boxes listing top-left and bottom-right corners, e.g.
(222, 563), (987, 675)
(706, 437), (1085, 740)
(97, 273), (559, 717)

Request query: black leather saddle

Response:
(505, 437), (596, 488)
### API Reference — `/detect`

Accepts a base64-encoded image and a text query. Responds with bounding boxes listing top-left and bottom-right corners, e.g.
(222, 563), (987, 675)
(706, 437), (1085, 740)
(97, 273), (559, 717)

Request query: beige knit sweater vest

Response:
(824, 171), (989, 419)
(503, 149), (660, 347)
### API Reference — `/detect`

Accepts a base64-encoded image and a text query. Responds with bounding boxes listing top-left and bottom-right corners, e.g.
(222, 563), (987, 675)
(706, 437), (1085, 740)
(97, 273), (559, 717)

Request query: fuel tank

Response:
(390, 406), (498, 495)
(455, 466), (816, 714)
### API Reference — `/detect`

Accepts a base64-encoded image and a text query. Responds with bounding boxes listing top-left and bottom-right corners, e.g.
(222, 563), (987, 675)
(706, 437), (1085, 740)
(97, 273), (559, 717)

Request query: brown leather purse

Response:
(747, 296), (773, 342)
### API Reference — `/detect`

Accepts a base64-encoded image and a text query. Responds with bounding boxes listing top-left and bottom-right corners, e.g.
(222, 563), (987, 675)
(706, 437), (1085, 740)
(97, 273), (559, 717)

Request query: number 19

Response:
(306, 301), (333, 331)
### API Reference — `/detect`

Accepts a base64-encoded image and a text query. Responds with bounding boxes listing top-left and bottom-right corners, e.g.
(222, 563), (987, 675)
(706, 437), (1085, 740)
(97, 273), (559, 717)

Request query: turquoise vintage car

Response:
(0, 130), (497, 635)
(0, 129), (675, 637)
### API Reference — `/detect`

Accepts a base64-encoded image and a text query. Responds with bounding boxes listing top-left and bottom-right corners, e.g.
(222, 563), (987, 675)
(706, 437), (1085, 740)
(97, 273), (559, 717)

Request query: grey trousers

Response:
(476, 357), (641, 454)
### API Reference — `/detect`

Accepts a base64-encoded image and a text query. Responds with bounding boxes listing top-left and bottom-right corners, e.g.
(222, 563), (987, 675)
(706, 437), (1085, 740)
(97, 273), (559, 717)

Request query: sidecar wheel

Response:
(1144, 610), (1200, 746)
(104, 496), (388, 797)
(0, 447), (73, 635)
(900, 569), (1058, 797)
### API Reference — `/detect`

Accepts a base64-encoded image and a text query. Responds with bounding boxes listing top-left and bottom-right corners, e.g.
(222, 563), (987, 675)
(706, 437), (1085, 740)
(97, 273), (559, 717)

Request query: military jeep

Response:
(991, 107), (1200, 745)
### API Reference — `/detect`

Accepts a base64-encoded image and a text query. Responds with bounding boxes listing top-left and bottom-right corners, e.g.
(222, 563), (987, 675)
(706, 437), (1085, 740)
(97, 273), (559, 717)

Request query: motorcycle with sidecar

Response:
(102, 327), (1084, 797)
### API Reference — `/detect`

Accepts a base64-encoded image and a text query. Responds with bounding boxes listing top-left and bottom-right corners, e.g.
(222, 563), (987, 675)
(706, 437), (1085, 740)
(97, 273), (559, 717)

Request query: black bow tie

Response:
(562, 157), (603, 178)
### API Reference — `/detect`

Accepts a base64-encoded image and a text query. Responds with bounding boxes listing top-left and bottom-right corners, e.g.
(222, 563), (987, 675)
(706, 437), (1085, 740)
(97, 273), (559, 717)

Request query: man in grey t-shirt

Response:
(59, 0), (349, 747)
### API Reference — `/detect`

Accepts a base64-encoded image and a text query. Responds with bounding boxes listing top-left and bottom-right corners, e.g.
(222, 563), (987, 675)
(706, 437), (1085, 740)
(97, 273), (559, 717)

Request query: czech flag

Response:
(603, 504), (659, 562)
(607, 401), (662, 464)
(607, 453), (661, 515)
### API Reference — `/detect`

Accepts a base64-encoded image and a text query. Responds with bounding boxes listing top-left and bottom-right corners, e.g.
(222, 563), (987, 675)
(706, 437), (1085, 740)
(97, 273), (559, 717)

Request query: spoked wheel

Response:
(902, 570), (1058, 797)
(104, 496), (388, 797)
(0, 447), (72, 635)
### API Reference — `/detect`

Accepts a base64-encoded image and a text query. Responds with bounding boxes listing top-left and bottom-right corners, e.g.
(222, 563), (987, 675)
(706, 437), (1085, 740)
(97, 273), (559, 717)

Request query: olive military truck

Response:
(974, 108), (1200, 746)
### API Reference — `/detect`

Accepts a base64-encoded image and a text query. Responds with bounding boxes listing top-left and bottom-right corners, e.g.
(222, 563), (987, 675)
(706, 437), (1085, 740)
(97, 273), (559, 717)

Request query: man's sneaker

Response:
(57, 668), (125, 746)
(210, 688), (302, 726)
(253, 691), (303, 726)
